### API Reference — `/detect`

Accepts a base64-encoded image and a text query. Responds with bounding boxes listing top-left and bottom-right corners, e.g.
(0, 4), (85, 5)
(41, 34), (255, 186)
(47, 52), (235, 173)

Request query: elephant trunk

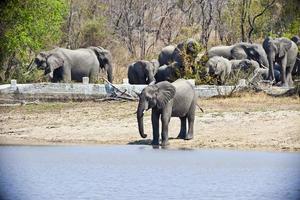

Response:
(267, 54), (275, 81)
(137, 102), (147, 138)
(106, 64), (113, 83)
(260, 55), (269, 69)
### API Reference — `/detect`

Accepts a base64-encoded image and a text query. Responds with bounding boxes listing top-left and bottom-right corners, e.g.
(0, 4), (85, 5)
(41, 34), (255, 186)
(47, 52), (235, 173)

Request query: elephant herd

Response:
(34, 36), (299, 88)
(206, 37), (299, 87)
(127, 38), (199, 84)
(128, 36), (300, 87)
(34, 37), (299, 146)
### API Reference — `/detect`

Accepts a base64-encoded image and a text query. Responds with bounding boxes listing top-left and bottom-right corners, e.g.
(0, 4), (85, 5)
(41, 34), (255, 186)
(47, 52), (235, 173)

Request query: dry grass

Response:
(199, 92), (300, 113)
(0, 93), (299, 151)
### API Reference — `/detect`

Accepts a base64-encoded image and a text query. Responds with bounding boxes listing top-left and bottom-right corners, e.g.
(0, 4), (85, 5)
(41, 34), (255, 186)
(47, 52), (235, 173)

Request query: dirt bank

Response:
(0, 92), (300, 151)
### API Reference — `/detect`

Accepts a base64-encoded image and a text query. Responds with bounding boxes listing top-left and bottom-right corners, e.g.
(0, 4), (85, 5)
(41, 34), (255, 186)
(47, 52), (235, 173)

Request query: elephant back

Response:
(158, 45), (176, 66)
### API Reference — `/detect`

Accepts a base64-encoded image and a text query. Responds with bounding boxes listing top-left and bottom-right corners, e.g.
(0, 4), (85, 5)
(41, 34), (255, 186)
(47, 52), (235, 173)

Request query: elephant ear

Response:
(47, 54), (64, 70)
(278, 38), (292, 58)
(156, 81), (176, 109)
(35, 52), (48, 67)
(231, 45), (247, 59)
(89, 46), (111, 68)
(176, 42), (185, 52)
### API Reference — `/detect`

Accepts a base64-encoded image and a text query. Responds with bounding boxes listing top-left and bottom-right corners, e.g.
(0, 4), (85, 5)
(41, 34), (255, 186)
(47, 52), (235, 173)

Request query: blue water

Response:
(0, 145), (299, 200)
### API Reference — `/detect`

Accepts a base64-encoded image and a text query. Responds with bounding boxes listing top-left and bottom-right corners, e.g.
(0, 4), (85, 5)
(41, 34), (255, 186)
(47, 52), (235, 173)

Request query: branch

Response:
(177, 0), (196, 13)
(102, 77), (136, 99)
(248, 0), (276, 42)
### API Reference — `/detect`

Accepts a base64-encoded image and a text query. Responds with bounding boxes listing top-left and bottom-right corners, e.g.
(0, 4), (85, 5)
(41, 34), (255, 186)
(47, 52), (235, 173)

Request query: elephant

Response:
(154, 63), (180, 83)
(291, 35), (300, 46)
(253, 66), (281, 84)
(136, 79), (197, 146)
(158, 38), (200, 71)
(127, 59), (159, 84)
(206, 56), (232, 85)
(291, 36), (300, 77)
(230, 59), (260, 72)
(208, 42), (269, 69)
(263, 37), (298, 87)
(229, 59), (260, 80)
(35, 46), (113, 83)
(292, 57), (300, 77)
(158, 45), (176, 66)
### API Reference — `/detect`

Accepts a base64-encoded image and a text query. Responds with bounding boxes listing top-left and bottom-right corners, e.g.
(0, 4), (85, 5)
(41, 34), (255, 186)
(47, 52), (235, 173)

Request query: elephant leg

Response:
(287, 61), (296, 87)
(89, 68), (98, 83)
(161, 114), (171, 146)
(62, 68), (72, 82)
(280, 57), (288, 87)
(186, 106), (195, 140)
(218, 72), (225, 85)
(286, 67), (294, 87)
(151, 111), (160, 146)
(176, 117), (187, 139)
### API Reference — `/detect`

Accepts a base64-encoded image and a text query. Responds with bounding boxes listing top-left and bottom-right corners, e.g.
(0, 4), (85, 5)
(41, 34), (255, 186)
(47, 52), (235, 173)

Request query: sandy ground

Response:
(0, 92), (300, 152)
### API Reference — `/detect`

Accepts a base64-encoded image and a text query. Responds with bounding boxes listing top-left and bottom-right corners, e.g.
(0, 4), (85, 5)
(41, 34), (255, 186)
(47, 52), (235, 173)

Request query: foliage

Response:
(0, 0), (298, 84)
(0, 0), (68, 83)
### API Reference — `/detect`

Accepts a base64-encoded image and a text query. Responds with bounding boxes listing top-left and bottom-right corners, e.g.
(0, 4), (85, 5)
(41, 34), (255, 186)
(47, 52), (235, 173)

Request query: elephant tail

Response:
(196, 103), (204, 113)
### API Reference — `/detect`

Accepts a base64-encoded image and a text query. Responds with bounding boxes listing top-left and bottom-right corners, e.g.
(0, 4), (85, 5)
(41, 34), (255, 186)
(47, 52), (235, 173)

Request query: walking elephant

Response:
(208, 42), (269, 69)
(35, 46), (113, 83)
(127, 59), (159, 84)
(136, 79), (197, 146)
(263, 37), (298, 86)
(206, 56), (232, 85)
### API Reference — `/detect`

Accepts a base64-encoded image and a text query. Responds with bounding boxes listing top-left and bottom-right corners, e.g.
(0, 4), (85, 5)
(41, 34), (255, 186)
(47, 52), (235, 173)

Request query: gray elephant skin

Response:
(35, 46), (113, 83)
(158, 38), (199, 68)
(154, 63), (180, 83)
(230, 59), (261, 79)
(230, 59), (259, 72)
(291, 35), (300, 77)
(208, 42), (269, 69)
(252, 63), (281, 84)
(136, 79), (197, 146)
(206, 56), (232, 85)
(291, 35), (300, 46)
(127, 59), (159, 84)
(263, 37), (298, 86)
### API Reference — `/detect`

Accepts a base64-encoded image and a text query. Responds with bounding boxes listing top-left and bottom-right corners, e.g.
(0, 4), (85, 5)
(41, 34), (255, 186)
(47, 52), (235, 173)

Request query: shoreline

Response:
(1, 139), (299, 153)
(1, 93), (300, 152)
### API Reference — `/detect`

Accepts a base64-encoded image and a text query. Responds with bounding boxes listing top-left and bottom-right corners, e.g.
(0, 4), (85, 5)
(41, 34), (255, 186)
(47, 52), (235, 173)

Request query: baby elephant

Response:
(206, 56), (231, 85)
(136, 79), (197, 146)
(127, 59), (159, 84)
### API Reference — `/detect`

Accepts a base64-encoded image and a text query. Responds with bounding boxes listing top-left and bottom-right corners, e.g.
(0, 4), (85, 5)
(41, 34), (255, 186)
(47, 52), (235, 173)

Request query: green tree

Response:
(275, 0), (300, 37)
(0, 0), (68, 82)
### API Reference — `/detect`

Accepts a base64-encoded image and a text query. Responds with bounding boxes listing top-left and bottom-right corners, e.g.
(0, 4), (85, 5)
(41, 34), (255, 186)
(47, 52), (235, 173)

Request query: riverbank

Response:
(0, 92), (300, 152)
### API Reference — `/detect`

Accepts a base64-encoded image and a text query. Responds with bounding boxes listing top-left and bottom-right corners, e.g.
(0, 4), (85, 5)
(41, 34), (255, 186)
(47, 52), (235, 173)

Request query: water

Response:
(0, 145), (299, 200)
